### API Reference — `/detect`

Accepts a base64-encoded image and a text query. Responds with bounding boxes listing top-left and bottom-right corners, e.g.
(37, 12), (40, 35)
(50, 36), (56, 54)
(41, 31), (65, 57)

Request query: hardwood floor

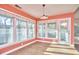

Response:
(8, 42), (50, 55)
(8, 42), (79, 55)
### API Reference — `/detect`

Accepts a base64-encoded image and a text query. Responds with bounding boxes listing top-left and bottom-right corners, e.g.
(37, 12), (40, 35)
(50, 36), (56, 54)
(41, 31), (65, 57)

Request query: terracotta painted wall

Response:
(0, 4), (38, 20)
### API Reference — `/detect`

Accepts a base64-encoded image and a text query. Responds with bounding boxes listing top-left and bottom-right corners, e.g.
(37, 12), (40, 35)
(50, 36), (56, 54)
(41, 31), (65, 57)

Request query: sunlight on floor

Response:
(44, 43), (79, 55)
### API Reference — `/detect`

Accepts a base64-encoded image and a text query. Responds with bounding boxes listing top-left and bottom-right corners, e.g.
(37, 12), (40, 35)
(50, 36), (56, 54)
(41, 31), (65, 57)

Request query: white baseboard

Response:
(70, 44), (74, 47)
(36, 40), (51, 43)
(1, 40), (37, 55)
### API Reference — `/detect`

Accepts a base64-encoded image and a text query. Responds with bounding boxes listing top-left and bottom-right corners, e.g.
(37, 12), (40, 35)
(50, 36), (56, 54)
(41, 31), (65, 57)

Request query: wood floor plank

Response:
(8, 42), (79, 55)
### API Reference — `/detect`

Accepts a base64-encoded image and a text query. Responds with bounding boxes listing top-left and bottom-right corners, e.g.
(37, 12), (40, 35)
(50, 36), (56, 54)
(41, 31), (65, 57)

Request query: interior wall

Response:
(0, 4), (37, 20)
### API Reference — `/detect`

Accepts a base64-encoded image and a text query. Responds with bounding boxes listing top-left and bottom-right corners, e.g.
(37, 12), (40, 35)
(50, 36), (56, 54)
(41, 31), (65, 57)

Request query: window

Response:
(16, 19), (27, 42)
(27, 21), (35, 39)
(0, 15), (13, 45)
(47, 23), (56, 29)
(74, 21), (79, 37)
(0, 15), (7, 45)
(74, 19), (79, 43)
(74, 24), (79, 36)
(47, 22), (57, 38)
(6, 17), (13, 43)
(60, 20), (69, 42)
(0, 9), (36, 46)
(60, 20), (68, 31)
(38, 23), (46, 38)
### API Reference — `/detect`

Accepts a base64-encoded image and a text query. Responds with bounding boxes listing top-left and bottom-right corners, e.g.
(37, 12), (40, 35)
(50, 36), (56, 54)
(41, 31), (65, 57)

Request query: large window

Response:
(0, 9), (36, 46)
(0, 15), (13, 45)
(27, 21), (35, 39)
(37, 21), (58, 39)
(6, 17), (13, 43)
(47, 22), (57, 38)
(38, 23), (46, 38)
(60, 20), (69, 42)
(16, 19), (27, 42)
(74, 24), (79, 37)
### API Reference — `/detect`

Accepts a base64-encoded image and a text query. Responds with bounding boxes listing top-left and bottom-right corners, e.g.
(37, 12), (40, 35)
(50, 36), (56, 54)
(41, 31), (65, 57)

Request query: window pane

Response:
(47, 22), (57, 38)
(27, 22), (35, 39)
(0, 15), (13, 45)
(48, 31), (56, 38)
(16, 19), (27, 42)
(0, 27), (6, 45)
(60, 20), (68, 31)
(0, 15), (7, 45)
(48, 23), (56, 29)
(38, 23), (46, 37)
(74, 18), (79, 44)
(6, 18), (13, 43)
(60, 20), (69, 42)
(74, 25), (79, 36)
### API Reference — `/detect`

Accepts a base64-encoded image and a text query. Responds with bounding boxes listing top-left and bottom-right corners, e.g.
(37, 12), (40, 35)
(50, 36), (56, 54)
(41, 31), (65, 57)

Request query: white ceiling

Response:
(14, 4), (79, 18)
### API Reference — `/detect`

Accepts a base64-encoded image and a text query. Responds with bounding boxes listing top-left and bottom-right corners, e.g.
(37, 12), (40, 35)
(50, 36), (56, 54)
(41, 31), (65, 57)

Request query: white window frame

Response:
(37, 21), (47, 39)
(46, 20), (58, 39)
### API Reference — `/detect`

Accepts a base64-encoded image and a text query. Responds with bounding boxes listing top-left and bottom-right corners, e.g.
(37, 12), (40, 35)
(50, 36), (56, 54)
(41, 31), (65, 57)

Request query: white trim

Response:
(0, 42), (18, 48)
(68, 17), (72, 45)
(70, 44), (74, 47)
(36, 40), (51, 43)
(1, 40), (37, 55)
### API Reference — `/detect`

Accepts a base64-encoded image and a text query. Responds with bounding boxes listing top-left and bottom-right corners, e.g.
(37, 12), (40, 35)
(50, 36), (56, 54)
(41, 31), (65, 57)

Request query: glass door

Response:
(59, 19), (70, 44)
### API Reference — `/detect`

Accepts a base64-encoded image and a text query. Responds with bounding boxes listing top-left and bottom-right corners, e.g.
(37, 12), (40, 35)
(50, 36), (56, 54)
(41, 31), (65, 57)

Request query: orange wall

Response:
(48, 12), (74, 20)
(0, 4), (38, 20)
(38, 12), (74, 21)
